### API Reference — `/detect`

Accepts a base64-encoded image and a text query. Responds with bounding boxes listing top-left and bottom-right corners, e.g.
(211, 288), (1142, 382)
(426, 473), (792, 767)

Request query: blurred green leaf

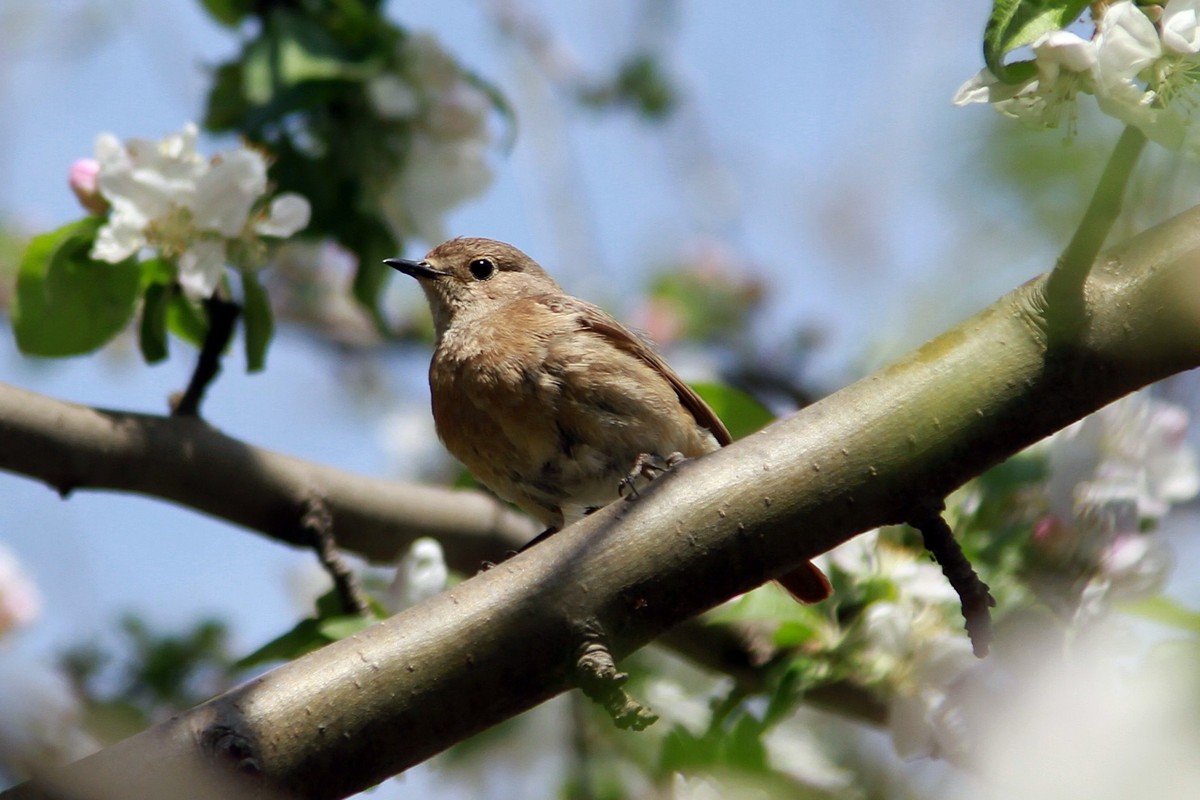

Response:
(660, 726), (717, 773)
(13, 218), (140, 357)
(692, 382), (775, 441)
(139, 283), (170, 364)
(203, 62), (250, 132)
(706, 584), (828, 648)
(240, 269), (274, 372)
(167, 292), (210, 348)
(236, 618), (327, 669)
(1122, 596), (1200, 634)
(579, 53), (677, 121)
(199, 0), (255, 27)
(138, 256), (174, 288)
(240, 588), (384, 669)
(318, 615), (377, 640)
(983, 0), (1090, 84)
(244, 11), (374, 106)
(724, 714), (768, 773)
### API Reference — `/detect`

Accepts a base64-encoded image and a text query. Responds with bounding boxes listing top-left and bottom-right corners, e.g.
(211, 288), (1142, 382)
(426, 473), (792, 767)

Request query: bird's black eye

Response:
(468, 258), (495, 280)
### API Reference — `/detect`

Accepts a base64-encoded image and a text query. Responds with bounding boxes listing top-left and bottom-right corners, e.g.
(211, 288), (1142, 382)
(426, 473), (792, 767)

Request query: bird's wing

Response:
(550, 296), (733, 447)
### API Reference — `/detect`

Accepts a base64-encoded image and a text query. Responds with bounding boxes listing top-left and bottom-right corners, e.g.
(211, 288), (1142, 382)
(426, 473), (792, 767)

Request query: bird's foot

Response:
(619, 451), (686, 499)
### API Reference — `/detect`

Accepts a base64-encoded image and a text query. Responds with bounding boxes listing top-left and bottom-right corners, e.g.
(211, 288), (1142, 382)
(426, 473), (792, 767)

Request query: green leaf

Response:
(983, 0), (1091, 84)
(203, 62), (250, 132)
(12, 218), (141, 357)
(139, 283), (170, 364)
(707, 584), (828, 646)
(1121, 596), (1200, 634)
(167, 292), (210, 348)
(317, 615), (377, 640)
(313, 587), (389, 620)
(235, 618), (327, 669)
(723, 713), (768, 772)
(138, 256), (174, 288)
(659, 726), (716, 773)
(691, 382), (775, 441)
(237, 589), (381, 668)
(239, 269), (273, 372)
(199, 0), (255, 27)
(243, 11), (373, 105)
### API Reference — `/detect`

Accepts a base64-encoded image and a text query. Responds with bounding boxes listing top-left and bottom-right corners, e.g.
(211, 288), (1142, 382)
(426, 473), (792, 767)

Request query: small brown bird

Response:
(385, 238), (830, 603)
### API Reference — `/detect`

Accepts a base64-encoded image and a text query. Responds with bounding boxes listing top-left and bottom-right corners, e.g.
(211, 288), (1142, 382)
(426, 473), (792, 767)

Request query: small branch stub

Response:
(909, 507), (997, 657)
(574, 631), (658, 731)
(303, 493), (371, 616)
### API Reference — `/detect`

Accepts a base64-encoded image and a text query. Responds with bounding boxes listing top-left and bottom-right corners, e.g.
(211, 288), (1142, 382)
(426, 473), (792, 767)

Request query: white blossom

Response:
(0, 545), (40, 638)
(368, 33), (495, 245)
(0, 651), (97, 778)
(1047, 394), (1199, 528)
(954, 1), (1200, 152)
(827, 531), (977, 758)
(387, 537), (448, 611)
(380, 135), (492, 245)
(88, 123), (311, 298)
(1042, 393), (1198, 602)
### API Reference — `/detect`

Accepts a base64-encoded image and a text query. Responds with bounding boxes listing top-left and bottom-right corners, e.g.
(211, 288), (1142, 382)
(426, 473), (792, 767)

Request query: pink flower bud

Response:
(68, 158), (107, 215)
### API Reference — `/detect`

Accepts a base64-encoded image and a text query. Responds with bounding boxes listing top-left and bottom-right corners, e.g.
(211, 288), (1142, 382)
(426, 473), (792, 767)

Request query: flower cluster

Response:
(956, 1), (1200, 154)
(1037, 393), (1199, 603)
(367, 33), (496, 246)
(825, 530), (978, 759)
(73, 123), (311, 299)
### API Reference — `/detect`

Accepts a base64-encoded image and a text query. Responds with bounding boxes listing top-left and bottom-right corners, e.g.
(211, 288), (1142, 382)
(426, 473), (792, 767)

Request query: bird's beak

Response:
(383, 258), (449, 280)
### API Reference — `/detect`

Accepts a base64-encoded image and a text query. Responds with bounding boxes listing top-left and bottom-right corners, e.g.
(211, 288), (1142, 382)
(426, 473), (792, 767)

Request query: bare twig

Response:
(302, 494), (370, 616)
(172, 295), (241, 417)
(908, 507), (996, 657)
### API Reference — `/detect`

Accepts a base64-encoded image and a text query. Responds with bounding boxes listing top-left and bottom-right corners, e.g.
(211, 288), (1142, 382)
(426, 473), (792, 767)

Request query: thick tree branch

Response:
(0, 385), (538, 572)
(8, 203), (1200, 800)
(0, 378), (820, 699)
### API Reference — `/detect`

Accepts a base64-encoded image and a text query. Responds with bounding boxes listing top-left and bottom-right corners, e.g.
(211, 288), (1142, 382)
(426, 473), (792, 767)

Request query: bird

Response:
(384, 238), (831, 603)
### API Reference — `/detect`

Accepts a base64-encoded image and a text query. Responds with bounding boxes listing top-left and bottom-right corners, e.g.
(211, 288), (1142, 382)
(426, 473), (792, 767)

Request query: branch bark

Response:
(0, 385), (538, 573)
(8, 203), (1200, 799)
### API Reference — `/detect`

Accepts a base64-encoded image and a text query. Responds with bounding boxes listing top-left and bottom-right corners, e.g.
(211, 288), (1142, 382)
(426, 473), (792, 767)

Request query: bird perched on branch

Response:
(385, 238), (830, 603)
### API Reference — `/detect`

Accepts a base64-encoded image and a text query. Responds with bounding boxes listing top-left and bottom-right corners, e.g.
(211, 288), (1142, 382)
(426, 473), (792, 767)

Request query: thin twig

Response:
(172, 295), (241, 417)
(909, 507), (996, 657)
(302, 494), (370, 617)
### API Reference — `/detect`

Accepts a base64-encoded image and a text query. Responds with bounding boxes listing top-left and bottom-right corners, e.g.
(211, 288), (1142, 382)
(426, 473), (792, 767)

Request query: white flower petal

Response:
(1033, 30), (1097, 82)
(177, 239), (227, 299)
(91, 216), (146, 263)
(1163, 0), (1200, 54)
(191, 148), (268, 237)
(954, 68), (1016, 106)
(255, 193), (311, 238)
(1095, 1), (1162, 93)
